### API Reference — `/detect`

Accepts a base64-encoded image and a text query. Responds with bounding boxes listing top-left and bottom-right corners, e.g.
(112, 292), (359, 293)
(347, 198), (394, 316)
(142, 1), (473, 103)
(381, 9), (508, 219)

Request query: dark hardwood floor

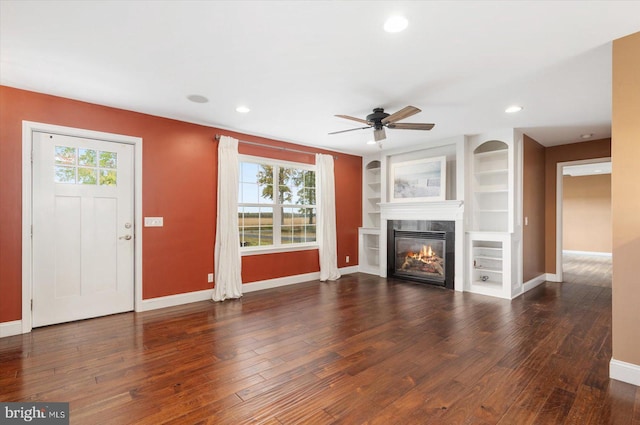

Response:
(1, 273), (638, 424)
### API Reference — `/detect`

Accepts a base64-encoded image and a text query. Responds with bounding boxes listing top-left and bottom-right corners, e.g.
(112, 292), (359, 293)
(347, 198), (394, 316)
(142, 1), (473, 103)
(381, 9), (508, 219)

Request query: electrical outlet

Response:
(346, 255), (350, 263)
(207, 273), (214, 283)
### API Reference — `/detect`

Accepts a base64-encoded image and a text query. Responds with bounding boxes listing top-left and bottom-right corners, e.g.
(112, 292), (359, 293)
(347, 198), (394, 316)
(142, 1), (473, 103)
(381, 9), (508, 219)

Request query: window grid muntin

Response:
(54, 145), (117, 186)
(238, 156), (316, 249)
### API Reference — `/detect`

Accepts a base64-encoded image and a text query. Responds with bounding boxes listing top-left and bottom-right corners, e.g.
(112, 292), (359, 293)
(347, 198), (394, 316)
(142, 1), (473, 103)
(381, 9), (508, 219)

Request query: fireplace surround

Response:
(387, 220), (455, 289)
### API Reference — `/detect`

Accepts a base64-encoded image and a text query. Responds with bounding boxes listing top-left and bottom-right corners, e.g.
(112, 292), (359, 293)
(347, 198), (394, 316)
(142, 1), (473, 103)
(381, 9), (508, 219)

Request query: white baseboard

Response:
(243, 271), (321, 293)
(523, 274), (547, 292)
(340, 265), (359, 275)
(0, 320), (23, 338)
(138, 288), (214, 312)
(563, 250), (612, 257)
(139, 266), (359, 312)
(545, 273), (562, 283)
(610, 358), (640, 387)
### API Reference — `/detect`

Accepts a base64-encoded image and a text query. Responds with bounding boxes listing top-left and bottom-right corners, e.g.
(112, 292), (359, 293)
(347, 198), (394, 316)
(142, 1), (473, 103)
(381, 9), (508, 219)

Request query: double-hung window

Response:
(238, 156), (316, 252)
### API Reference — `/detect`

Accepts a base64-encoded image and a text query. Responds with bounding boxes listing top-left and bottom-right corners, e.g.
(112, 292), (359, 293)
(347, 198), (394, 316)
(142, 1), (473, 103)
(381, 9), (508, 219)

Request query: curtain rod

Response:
(214, 134), (337, 159)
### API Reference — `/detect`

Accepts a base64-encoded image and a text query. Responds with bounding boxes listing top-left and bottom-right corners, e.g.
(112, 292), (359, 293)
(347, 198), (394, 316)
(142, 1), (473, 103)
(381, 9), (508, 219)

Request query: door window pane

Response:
(55, 146), (76, 165)
(78, 167), (97, 184)
(78, 149), (97, 166)
(55, 166), (75, 183)
(99, 151), (117, 168)
(99, 170), (117, 186)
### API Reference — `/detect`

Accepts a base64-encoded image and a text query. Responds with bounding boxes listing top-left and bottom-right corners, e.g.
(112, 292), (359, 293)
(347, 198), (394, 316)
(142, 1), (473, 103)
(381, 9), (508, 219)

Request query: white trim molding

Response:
(379, 200), (464, 292)
(610, 358), (640, 387)
(139, 289), (214, 312)
(523, 274), (547, 292)
(555, 157), (611, 282)
(545, 273), (562, 283)
(0, 321), (23, 338)
(137, 266), (359, 312)
(563, 250), (612, 257)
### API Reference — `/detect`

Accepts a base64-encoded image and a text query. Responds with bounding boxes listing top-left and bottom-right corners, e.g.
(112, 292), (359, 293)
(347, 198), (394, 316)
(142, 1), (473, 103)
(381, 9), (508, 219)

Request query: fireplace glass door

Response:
(394, 231), (446, 284)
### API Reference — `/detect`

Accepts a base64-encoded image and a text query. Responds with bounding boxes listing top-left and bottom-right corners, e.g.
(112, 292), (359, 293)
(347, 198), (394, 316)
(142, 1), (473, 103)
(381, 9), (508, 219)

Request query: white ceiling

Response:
(2, 1), (639, 155)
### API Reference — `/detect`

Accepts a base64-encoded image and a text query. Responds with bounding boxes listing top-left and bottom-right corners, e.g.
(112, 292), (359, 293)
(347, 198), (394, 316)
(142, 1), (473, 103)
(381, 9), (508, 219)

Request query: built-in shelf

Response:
(468, 234), (509, 298)
(466, 136), (516, 299)
(363, 160), (381, 229)
(474, 267), (503, 274)
(474, 168), (509, 176)
(359, 227), (380, 275)
(360, 159), (382, 274)
(475, 188), (509, 193)
(472, 141), (510, 234)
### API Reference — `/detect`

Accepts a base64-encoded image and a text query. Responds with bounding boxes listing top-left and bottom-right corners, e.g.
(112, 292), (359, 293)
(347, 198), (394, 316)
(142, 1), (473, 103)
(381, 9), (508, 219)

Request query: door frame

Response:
(555, 157), (611, 282)
(22, 121), (143, 334)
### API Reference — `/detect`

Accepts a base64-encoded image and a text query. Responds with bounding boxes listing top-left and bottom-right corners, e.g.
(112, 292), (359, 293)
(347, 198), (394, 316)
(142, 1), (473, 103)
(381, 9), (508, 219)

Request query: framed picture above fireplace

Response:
(390, 156), (446, 202)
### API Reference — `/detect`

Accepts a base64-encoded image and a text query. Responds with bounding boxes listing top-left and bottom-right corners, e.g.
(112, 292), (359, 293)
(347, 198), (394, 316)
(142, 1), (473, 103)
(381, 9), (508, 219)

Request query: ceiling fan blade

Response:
(381, 106), (421, 124)
(328, 126), (371, 135)
(373, 128), (386, 141)
(386, 122), (435, 131)
(335, 114), (369, 125)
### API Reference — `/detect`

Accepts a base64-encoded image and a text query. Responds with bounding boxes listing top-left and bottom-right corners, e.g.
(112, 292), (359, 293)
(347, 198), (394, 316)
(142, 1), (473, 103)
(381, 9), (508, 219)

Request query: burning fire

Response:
(407, 245), (437, 263)
(401, 244), (444, 276)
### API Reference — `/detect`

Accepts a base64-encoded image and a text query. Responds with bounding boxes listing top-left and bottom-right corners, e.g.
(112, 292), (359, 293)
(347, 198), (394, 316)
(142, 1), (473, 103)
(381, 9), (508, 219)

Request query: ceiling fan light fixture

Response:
(505, 105), (523, 113)
(384, 16), (408, 33)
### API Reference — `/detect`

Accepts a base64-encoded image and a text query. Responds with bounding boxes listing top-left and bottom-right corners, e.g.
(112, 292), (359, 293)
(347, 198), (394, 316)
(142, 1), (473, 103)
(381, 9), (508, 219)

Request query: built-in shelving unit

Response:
(359, 159), (382, 274)
(466, 133), (522, 299)
(467, 234), (511, 298)
(358, 227), (380, 275)
(472, 142), (509, 232)
(364, 160), (381, 228)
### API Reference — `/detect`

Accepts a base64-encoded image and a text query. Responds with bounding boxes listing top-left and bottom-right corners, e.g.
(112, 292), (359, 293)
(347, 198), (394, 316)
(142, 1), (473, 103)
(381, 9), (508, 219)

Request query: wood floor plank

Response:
(0, 273), (636, 424)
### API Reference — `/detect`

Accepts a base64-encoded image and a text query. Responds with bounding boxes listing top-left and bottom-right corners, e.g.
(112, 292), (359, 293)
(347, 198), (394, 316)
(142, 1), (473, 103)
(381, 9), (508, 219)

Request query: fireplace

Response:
(387, 220), (455, 289)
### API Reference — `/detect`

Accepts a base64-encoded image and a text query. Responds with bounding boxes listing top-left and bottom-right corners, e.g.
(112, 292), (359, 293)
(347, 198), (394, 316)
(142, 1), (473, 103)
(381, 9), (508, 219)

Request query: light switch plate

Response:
(144, 217), (163, 227)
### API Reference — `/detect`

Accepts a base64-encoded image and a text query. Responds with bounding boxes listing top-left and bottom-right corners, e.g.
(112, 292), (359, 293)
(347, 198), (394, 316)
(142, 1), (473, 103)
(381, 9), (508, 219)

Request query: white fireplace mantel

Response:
(379, 200), (464, 221)
(378, 200), (465, 292)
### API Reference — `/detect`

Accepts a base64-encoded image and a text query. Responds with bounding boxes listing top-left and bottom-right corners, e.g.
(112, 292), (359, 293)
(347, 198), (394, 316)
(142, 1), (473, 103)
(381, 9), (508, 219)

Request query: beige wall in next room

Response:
(562, 174), (612, 253)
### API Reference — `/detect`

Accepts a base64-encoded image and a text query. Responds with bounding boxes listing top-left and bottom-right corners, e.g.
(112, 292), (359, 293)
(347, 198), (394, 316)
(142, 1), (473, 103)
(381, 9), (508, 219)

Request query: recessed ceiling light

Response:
(366, 140), (377, 145)
(235, 106), (251, 113)
(187, 94), (208, 103)
(505, 105), (523, 113)
(384, 16), (408, 33)
(594, 169), (603, 173)
(580, 133), (593, 139)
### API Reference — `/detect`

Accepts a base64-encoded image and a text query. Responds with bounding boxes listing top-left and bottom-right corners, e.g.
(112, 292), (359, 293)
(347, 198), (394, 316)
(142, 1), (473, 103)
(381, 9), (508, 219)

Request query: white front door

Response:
(32, 131), (134, 327)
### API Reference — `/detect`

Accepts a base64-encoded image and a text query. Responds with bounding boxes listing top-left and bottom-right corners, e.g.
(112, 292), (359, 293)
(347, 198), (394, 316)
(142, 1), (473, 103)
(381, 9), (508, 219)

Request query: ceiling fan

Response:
(329, 106), (435, 142)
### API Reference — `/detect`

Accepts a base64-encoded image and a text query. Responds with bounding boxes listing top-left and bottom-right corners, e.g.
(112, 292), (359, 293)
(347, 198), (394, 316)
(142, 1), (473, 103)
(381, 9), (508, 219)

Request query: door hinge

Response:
(31, 299), (33, 311)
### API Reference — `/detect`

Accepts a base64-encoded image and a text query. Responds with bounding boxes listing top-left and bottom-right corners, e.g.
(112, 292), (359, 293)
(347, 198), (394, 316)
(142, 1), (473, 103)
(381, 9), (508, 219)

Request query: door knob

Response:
(119, 234), (132, 240)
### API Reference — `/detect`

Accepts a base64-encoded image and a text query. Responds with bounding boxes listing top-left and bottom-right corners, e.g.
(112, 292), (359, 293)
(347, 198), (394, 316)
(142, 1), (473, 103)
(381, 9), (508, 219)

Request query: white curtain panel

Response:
(316, 153), (341, 281)
(213, 136), (243, 301)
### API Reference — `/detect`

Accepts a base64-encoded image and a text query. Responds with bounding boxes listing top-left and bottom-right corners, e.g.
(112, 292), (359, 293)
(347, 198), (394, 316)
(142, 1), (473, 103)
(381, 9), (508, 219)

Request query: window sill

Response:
(240, 243), (319, 256)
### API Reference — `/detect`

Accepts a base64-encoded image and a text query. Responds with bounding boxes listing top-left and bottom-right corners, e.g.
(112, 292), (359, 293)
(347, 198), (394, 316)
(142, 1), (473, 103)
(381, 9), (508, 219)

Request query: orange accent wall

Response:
(522, 135), (546, 282)
(544, 138), (611, 274)
(0, 86), (362, 323)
